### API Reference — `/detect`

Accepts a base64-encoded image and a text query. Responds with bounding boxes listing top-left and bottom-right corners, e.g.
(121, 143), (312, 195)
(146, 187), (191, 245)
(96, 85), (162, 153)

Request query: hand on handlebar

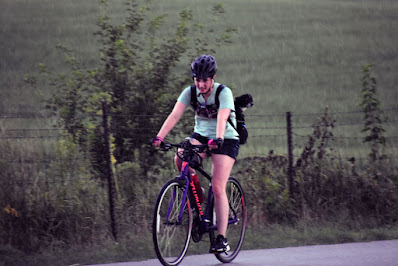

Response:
(152, 136), (164, 148)
(207, 138), (223, 150)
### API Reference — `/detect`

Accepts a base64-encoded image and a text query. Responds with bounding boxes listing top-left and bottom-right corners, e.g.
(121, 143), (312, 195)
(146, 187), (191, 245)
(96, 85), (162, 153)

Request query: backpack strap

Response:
(191, 83), (225, 110)
(215, 84), (225, 108)
(216, 84), (238, 133)
(227, 117), (237, 133)
(190, 85), (198, 110)
(190, 84), (236, 132)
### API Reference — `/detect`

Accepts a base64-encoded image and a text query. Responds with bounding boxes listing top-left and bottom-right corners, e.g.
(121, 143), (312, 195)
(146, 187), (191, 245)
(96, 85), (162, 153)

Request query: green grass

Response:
(1, 0), (398, 264)
(243, 222), (398, 249)
(1, 0), (398, 112)
(3, 0), (397, 158)
(2, 222), (398, 266)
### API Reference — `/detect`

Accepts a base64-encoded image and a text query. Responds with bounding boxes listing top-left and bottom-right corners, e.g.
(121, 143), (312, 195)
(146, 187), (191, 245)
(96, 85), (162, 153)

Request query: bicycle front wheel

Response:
(153, 179), (192, 266)
(215, 177), (247, 263)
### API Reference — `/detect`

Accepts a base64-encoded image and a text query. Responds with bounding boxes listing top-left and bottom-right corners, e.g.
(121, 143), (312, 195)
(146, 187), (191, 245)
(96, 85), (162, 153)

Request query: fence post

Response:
(286, 112), (294, 200)
(102, 98), (118, 241)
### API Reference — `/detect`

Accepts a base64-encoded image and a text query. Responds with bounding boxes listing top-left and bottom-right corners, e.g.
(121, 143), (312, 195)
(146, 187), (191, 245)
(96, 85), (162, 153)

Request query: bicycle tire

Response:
(153, 179), (193, 266)
(213, 177), (247, 263)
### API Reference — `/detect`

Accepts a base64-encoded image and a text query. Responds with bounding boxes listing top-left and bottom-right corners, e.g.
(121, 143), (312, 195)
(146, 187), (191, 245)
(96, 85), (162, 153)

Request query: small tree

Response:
(296, 107), (335, 169)
(359, 64), (387, 162)
(30, 0), (237, 179)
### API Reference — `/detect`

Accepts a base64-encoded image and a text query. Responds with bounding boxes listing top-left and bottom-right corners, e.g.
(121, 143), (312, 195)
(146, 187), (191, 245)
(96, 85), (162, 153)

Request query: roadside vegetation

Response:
(1, 0), (398, 265)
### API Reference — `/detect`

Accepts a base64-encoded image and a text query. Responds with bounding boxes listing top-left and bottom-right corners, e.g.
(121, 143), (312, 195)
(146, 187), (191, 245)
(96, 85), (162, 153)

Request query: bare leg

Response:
(174, 152), (183, 172)
(174, 138), (207, 173)
(211, 153), (235, 237)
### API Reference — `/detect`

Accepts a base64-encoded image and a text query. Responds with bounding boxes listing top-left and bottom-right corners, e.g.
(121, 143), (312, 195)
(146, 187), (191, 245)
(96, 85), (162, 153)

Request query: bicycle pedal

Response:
(210, 250), (229, 255)
(191, 232), (203, 243)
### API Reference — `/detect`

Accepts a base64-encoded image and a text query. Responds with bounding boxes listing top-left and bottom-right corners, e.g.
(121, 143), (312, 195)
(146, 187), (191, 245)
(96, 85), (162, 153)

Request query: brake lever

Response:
(160, 143), (172, 151)
(195, 145), (208, 153)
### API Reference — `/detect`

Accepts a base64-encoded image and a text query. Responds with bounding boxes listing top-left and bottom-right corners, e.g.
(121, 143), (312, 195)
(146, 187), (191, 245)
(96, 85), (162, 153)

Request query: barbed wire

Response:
(1, 126), (397, 140)
(286, 106), (398, 117)
(2, 117), (397, 135)
(5, 158), (83, 163)
(242, 153), (398, 161)
(0, 113), (55, 119)
(0, 135), (63, 139)
(250, 126), (287, 130)
(292, 132), (398, 140)
(251, 134), (286, 138)
(1, 128), (60, 132)
(1, 108), (397, 144)
(1, 121), (396, 133)
(1, 106), (397, 119)
(4, 153), (397, 165)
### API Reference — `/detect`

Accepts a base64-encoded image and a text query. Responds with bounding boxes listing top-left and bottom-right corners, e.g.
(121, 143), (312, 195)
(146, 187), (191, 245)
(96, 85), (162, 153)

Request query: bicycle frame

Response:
(154, 141), (246, 265)
(168, 154), (239, 232)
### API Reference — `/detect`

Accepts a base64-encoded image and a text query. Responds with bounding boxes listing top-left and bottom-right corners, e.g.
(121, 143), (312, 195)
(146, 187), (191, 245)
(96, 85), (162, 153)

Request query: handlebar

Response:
(153, 139), (208, 168)
(160, 140), (208, 153)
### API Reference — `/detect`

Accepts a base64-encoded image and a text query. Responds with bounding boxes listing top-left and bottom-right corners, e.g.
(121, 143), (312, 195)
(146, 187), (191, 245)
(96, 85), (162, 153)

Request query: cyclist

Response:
(152, 54), (239, 253)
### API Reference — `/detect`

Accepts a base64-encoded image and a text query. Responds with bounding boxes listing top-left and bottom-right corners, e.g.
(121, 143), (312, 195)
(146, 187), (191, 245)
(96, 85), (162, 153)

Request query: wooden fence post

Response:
(102, 98), (118, 241)
(286, 112), (294, 200)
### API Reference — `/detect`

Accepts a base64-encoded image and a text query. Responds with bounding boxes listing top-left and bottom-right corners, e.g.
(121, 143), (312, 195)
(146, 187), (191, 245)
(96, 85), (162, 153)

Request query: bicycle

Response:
(153, 139), (247, 265)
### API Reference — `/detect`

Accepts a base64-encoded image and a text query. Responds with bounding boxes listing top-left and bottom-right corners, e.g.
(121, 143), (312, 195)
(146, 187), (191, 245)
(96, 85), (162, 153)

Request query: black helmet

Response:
(191, 55), (217, 79)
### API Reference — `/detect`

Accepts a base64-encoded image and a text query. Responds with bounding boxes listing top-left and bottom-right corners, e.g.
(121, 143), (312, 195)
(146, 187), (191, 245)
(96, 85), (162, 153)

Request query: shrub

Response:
(0, 138), (108, 252)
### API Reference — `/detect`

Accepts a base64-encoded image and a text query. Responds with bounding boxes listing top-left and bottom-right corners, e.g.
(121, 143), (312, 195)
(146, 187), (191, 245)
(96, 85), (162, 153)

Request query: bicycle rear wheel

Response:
(153, 179), (192, 266)
(214, 177), (247, 263)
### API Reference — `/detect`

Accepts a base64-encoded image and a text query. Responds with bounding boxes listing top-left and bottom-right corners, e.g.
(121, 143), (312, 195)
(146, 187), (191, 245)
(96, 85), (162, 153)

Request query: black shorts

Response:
(191, 133), (240, 160)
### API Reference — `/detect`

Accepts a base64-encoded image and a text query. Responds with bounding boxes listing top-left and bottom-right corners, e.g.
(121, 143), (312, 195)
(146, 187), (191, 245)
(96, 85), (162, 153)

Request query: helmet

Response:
(191, 55), (217, 79)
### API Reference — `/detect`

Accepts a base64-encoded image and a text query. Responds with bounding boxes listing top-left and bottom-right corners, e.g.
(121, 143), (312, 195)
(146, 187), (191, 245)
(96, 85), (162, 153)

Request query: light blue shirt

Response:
(177, 83), (239, 140)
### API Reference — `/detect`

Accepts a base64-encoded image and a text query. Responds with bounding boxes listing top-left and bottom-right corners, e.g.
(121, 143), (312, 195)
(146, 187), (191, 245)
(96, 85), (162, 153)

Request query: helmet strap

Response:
(198, 83), (214, 98)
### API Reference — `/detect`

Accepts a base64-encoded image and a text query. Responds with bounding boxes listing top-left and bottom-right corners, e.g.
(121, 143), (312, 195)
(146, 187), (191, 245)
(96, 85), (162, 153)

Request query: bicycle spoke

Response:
(153, 180), (192, 266)
(215, 177), (246, 263)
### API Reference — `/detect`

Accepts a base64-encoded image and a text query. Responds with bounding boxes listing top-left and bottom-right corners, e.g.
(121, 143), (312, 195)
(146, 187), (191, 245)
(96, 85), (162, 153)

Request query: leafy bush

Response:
(235, 154), (297, 225)
(0, 138), (108, 252)
(4, 0), (238, 254)
(28, 0), (237, 180)
(359, 64), (387, 161)
(234, 106), (398, 227)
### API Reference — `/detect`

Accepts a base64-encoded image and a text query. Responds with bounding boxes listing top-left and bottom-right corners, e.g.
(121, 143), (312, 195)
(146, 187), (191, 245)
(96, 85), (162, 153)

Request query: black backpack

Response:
(190, 84), (253, 144)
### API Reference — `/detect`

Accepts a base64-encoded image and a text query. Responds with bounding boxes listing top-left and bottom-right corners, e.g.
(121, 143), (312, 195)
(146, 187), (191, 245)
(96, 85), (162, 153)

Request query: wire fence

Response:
(1, 106), (397, 240)
(1, 107), (398, 157)
(244, 106), (398, 160)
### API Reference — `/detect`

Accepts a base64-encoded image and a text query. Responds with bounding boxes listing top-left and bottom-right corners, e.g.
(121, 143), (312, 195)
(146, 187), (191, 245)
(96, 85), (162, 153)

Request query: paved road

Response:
(87, 239), (398, 266)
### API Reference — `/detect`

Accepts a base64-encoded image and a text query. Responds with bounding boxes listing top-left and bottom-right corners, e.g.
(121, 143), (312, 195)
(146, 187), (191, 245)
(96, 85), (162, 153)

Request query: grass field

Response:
(1, 0), (398, 264)
(1, 0), (398, 110)
(1, 0), (397, 158)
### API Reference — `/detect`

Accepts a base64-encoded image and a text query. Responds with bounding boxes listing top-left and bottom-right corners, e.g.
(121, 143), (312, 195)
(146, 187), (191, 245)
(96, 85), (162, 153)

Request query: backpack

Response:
(190, 84), (253, 145)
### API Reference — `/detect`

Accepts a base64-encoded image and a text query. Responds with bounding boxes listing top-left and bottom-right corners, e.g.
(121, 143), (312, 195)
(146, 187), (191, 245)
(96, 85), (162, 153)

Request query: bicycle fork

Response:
(172, 161), (206, 224)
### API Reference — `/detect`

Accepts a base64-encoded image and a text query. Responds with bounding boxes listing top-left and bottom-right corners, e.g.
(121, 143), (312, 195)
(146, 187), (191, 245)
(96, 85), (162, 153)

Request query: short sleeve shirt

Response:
(177, 83), (239, 140)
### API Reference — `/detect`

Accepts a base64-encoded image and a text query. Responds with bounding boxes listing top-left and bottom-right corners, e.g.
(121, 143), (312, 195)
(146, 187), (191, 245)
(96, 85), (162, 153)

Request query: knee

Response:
(212, 183), (226, 199)
(174, 155), (182, 170)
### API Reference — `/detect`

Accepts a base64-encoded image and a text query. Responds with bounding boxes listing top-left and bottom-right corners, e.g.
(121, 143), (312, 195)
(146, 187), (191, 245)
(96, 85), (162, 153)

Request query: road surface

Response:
(86, 239), (398, 266)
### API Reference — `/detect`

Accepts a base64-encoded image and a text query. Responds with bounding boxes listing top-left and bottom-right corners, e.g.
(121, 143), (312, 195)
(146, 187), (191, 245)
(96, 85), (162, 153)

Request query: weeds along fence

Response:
(1, 105), (398, 249)
(246, 106), (398, 161)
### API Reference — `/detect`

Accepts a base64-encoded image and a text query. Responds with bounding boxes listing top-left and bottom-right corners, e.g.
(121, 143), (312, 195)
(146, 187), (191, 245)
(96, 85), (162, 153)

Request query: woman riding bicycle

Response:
(152, 54), (240, 253)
